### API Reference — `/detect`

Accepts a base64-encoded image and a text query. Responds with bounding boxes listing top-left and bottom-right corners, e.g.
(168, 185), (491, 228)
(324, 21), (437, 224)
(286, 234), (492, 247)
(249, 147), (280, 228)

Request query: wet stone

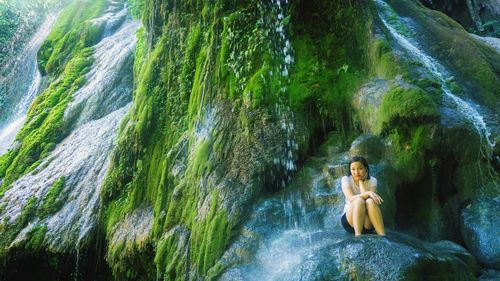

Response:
(460, 198), (500, 270)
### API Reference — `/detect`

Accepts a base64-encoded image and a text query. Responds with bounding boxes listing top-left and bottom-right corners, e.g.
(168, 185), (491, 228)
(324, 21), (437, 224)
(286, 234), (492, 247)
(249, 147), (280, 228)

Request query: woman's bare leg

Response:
(366, 198), (385, 236)
(363, 211), (373, 230)
(348, 198), (366, 236)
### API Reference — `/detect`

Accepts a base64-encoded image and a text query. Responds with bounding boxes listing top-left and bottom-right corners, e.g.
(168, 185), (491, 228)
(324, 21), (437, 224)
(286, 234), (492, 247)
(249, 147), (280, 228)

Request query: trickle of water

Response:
(374, 0), (494, 148)
(265, 0), (297, 187)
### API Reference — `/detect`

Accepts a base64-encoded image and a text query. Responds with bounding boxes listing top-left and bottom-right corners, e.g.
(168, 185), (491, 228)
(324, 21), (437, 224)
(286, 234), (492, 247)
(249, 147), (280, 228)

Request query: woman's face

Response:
(350, 161), (367, 181)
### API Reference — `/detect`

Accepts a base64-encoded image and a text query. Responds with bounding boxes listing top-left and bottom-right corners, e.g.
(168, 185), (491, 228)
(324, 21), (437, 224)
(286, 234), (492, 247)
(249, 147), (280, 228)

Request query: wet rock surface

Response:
(461, 198), (500, 270)
(216, 135), (479, 280)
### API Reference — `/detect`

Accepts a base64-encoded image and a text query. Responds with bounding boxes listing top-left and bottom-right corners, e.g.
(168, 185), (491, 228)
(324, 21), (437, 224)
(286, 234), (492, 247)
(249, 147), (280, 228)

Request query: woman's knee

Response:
(366, 198), (375, 206)
(353, 197), (365, 207)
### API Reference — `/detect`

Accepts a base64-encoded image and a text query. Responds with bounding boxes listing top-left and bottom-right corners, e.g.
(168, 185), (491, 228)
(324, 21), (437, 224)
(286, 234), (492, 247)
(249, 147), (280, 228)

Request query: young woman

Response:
(341, 156), (385, 236)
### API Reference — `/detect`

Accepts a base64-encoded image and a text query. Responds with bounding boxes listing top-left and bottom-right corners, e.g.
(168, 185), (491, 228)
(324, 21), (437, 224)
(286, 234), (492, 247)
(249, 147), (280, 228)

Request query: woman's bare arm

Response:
(365, 178), (383, 204)
(342, 176), (371, 202)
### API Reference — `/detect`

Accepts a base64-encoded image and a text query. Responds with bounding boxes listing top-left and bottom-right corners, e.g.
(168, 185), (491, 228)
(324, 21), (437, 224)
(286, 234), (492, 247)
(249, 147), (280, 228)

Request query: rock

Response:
(348, 135), (385, 164)
(431, 240), (479, 274)
(479, 269), (500, 281)
(219, 230), (476, 281)
(352, 79), (390, 133)
(460, 198), (500, 270)
(420, 0), (500, 37)
(444, 121), (482, 165)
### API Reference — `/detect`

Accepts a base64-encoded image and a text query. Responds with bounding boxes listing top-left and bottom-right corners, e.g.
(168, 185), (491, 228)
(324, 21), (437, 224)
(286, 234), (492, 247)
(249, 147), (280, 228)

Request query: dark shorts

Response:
(341, 213), (375, 234)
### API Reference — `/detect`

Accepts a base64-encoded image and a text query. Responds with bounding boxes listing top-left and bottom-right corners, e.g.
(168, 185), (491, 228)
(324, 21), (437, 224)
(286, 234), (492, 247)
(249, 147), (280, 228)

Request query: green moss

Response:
(155, 190), (231, 278)
(0, 0), (106, 193)
(38, 0), (106, 75)
(18, 196), (38, 228)
(154, 229), (187, 280)
(390, 0), (499, 104)
(386, 125), (430, 181)
(217, 8), (269, 101)
(38, 177), (65, 219)
(0, 50), (94, 190)
(188, 46), (208, 123)
(191, 138), (213, 178)
(243, 62), (272, 107)
(24, 224), (48, 250)
(376, 0), (412, 37)
(370, 39), (401, 79)
(100, 1), (374, 280)
(288, 35), (365, 138)
(376, 83), (439, 134)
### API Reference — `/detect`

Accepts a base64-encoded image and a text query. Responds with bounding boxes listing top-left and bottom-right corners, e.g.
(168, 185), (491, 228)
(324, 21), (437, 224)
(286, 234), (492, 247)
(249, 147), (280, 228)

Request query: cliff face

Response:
(0, 0), (498, 280)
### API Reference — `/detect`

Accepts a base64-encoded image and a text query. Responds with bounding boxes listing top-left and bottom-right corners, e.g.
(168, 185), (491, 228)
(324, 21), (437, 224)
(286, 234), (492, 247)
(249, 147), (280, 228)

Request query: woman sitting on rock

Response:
(341, 156), (385, 236)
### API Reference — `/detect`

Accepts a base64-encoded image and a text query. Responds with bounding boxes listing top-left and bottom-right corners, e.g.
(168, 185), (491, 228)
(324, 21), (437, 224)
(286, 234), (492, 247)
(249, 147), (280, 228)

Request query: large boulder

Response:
(460, 198), (500, 270)
(219, 231), (476, 281)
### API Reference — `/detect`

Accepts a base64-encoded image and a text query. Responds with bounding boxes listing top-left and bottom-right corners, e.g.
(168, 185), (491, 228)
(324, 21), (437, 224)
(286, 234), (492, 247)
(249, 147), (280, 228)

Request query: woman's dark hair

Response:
(347, 156), (370, 179)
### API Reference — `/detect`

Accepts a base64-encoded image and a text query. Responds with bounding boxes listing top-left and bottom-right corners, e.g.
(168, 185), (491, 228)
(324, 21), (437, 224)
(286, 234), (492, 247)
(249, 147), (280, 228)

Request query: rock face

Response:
(461, 199), (500, 270)
(419, 0), (500, 37)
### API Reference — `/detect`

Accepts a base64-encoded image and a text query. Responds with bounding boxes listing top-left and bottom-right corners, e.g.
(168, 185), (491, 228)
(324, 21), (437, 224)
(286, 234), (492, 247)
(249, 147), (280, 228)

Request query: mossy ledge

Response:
(0, 0), (106, 193)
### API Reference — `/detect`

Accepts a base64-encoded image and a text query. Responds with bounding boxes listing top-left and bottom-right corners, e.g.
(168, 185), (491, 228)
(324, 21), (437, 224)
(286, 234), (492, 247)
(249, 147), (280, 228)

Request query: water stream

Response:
(0, 2), (140, 253)
(0, 14), (57, 155)
(267, 0), (298, 187)
(374, 0), (495, 149)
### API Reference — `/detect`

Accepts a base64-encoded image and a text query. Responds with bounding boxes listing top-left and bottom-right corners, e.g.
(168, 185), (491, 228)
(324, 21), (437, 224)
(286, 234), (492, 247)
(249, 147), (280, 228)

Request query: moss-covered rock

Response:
(376, 82), (440, 135)
(0, 0), (106, 193)
(386, 0), (499, 107)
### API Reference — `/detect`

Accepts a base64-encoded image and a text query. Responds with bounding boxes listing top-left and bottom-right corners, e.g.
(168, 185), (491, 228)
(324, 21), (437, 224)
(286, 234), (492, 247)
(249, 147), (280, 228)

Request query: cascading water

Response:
(374, 0), (495, 149)
(0, 1), (140, 254)
(266, 0), (298, 188)
(219, 151), (347, 281)
(262, 0), (304, 229)
(0, 14), (57, 155)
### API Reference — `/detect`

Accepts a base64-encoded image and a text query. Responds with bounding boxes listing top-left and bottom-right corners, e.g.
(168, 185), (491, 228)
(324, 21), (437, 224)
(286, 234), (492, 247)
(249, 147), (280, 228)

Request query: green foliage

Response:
(0, 5), (21, 63)
(0, 0), (56, 65)
(218, 8), (269, 101)
(376, 83), (439, 134)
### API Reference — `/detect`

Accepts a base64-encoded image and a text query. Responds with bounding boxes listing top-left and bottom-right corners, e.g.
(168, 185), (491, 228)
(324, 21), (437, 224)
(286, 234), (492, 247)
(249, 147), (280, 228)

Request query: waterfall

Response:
(0, 14), (57, 155)
(266, 0), (297, 188)
(220, 154), (346, 281)
(0, 2), (140, 252)
(374, 0), (495, 149)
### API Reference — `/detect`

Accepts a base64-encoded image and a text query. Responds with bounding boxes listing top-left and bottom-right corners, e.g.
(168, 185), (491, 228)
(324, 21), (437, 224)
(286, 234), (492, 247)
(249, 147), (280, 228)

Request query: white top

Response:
(342, 175), (377, 214)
